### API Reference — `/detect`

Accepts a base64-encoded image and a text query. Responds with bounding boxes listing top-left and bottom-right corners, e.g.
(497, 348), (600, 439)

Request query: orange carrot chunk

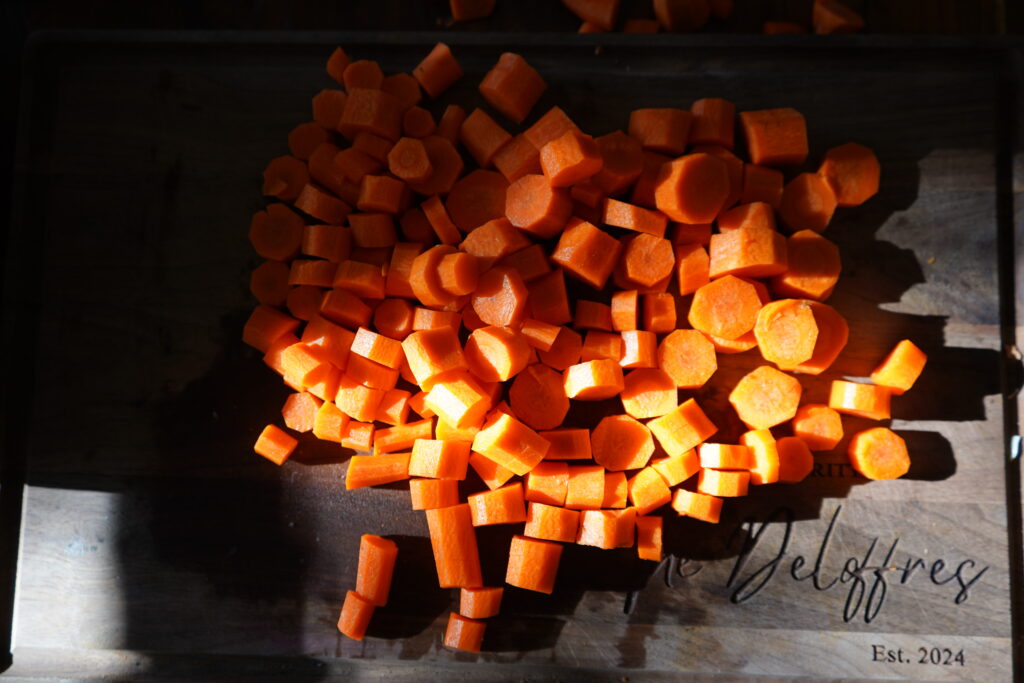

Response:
(648, 398), (717, 457)
(818, 142), (880, 207)
(675, 243), (710, 296)
(424, 371), (492, 429)
(471, 413), (550, 476)
(254, 424), (298, 465)
(577, 508), (636, 549)
(628, 466), (672, 515)
(282, 391), (322, 433)
(699, 443), (754, 470)
(524, 461), (570, 506)
(479, 52), (547, 124)
(642, 293), (676, 334)
(591, 414), (655, 471)
(388, 137), (433, 184)
(460, 217), (532, 271)
(314, 401), (350, 443)
(671, 488), (722, 524)
(740, 429), (780, 485)
(459, 586), (504, 619)
(249, 204), (304, 262)
(697, 468), (750, 497)
(443, 612), (486, 653)
(729, 366), (802, 430)
(776, 436), (814, 483)
(338, 590), (374, 641)
(563, 359), (624, 400)
(446, 169), (510, 234)
(550, 219), (621, 289)
(506, 535), (562, 594)
(471, 266), (529, 328)
(629, 108), (691, 156)
(829, 380), (892, 420)
(658, 329), (717, 390)
(689, 97), (735, 149)
(650, 449), (701, 486)
(688, 275), (762, 341)
(786, 301), (849, 375)
(620, 329), (657, 369)
(262, 156), (309, 202)
(540, 129), (603, 188)
(848, 427), (910, 480)
(792, 404), (845, 451)
(870, 339), (927, 395)
(524, 502), (580, 542)
(654, 153), (730, 224)
(565, 464), (606, 510)
(468, 482), (528, 526)
(409, 439), (472, 480)
(779, 172), (838, 233)
(506, 174), (573, 239)
(563, 0), (620, 30)
(403, 106), (437, 138)
(754, 299), (820, 368)
(509, 363), (570, 430)
(381, 72), (422, 109)
(356, 535), (398, 607)
(426, 503), (483, 588)
(540, 428), (592, 461)
(413, 43), (463, 99)
(770, 229), (841, 301)
(636, 516), (663, 561)
(407, 136), (465, 196)
(468, 452), (515, 490)
(620, 368), (677, 419)
(345, 452), (411, 489)
(460, 108), (512, 168)
(590, 130), (644, 195)
(740, 108), (808, 166)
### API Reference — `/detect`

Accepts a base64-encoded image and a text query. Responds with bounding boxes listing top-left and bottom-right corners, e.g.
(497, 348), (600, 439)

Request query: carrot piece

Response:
(753, 299), (818, 368)
(649, 449), (700, 487)
(307, 143), (348, 196)
(459, 109), (511, 169)
(424, 371), (491, 429)
(262, 155), (309, 202)
(334, 259), (386, 299)
(848, 427), (909, 480)
(313, 401), (350, 443)
(288, 260), (335, 289)
(380, 72), (422, 110)
(580, 331), (622, 363)
(620, 330), (657, 369)
(337, 590), (374, 641)
(471, 413), (549, 476)
(434, 105), (466, 144)
(408, 480), (457, 511)
(717, 202), (775, 233)
(540, 428), (592, 460)
(250, 261), (290, 307)
(686, 275), (760, 341)
(446, 170), (509, 233)
(345, 352), (400, 391)
(641, 292), (676, 333)
(401, 327), (467, 388)
(571, 182), (605, 211)
(350, 326), (405, 369)
(763, 20), (806, 34)
(791, 404), (843, 452)
(408, 245), (458, 309)
(628, 109), (689, 156)
(345, 451), (411, 489)
(537, 325), (581, 371)
(625, 467), (669, 515)
(671, 490), (720, 525)
(523, 502), (578, 543)
(735, 429), (779, 485)
(450, 0), (496, 21)
(300, 315), (354, 368)
(527, 272), (572, 330)
(740, 108), (809, 167)
(781, 301), (846, 374)
(339, 88), (403, 142)
(407, 390), (435, 419)
(630, 150), (671, 209)
(605, 291), (638, 334)
(289, 122), (333, 161)
(357, 175), (407, 215)
(563, 0), (620, 29)
(468, 482), (528, 526)
(420, 195), (462, 246)
(565, 465), (605, 510)
(341, 421), (375, 451)
(563, 359), (624, 400)
(460, 585), (504, 620)
(373, 298), (414, 341)
(654, 153), (729, 224)
(437, 253), (479, 298)
(708, 227), (787, 281)
(243, 305), (300, 353)
(325, 47), (351, 83)
(506, 363), (569, 431)
(335, 374), (387, 421)
(653, 0), (711, 31)
(590, 131), (643, 195)
(463, 326), (528, 383)
(670, 243), (708, 297)
(550, 219), (621, 289)
(263, 331), (300, 378)
(479, 53), (547, 124)
(505, 174), (572, 239)
(595, 472), (623, 508)
(592, 414), (654, 471)
(402, 106), (436, 139)
(458, 219), (528, 272)
(619, 233), (674, 288)
(436, 419), (479, 445)
(355, 535), (398, 608)
(442, 611), (487, 653)
(303, 224), (352, 263)
(409, 439), (471, 480)
(518, 319), (559, 352)
(412, 307), (461, 332)
(375, 388), (411, 426)
(686, 97), (733, 149)
(468, 452), (515, 490)
(729, 365), (802, 430)
(312, 89), (347, 131)
(412, 43), (463, 99)
(602, 198), (668, 238)
(620, 368), (676, 419)
(506, 535), (562, 594)
(426, 503), (483, 588)
(577, 508), (636, 548)
(770, 436), (813, 483)
(698, 443), (753, 470)
(341, 60), (383, 91)
(319, 288), (370, 329)
(472, 266), (528, 328)
(524, 461), (569, 506)
(282, 391), (322, 433)
(407, 136), (465, 196)
(654, 329), (715, 389)
(697, 468), (749, 497)
(870, 339), (927, 395)
(779, 173), (838, 233)
(829, 380), (891, 420)
(501, 244), (551, 283)
(770, 229), (840, 301)
(813, 0), (865, 34)
(635, 516), (663, 562)
(648, 398), (717, 457)
(249, 204), (303, 261)
(740, 165), (783, 210)
(671, 222), (712, 247)
(818, 142), (880, 207)
(387, 137), (432, 184)
(254, 424), (298, 466)
(539, 129), (602, 188)
(294, 183), (350, 225)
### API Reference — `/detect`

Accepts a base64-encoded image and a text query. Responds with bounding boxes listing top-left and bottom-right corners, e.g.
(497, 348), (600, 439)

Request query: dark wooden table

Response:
(1, 30), (1022, 682)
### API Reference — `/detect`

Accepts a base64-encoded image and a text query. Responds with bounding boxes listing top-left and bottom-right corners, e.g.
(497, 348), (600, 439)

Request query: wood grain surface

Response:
(4, 33), (1020, 681)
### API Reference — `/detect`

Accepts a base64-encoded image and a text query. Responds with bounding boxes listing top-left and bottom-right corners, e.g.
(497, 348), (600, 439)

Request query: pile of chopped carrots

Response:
(246, 42), (926, 652)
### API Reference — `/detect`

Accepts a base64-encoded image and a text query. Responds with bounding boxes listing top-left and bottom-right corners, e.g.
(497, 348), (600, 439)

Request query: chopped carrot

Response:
(408, 244), (460, 308)
(343, 60), (384, 91)
(829, 380), (891, 420)
(401, 326), (467, 389)
(648, 398), (717, 457)
(338, 88), (403, 142)
(628, 467), (672, 515)
(288, 260), (335, 289)
(630, 150), (671, 208)
(337, 590), (374, 641)
(563, 359), (624, 400)
(410, 479), (460, 511)
(550, 219), (621, 289)
(709, 226), (788, 280)
(446, 170), (509, 233)
(687, 275), (761, 341)
(249, 204), (304, 262)
(540, 428), (592, 460)
(325, 47), (351, 83)
(620, 235), (674, 291)
(792, 404), (844, 451)
(282, 391), (322, 433)
(636, 516), (662, 561)
(519, 319), (561, 352)
(443, 612), (485, 653)
(403, 106), (436, 138)
(424, 371), (491, 429)
(421, 195), (462, 246)
(812, 0), (865, 34)
(610, 290), (639, 332)
(621, 368), (677, 419)
(383, 242), (424, 300)
(436, 105), (467, 144)
(754, 299), (819, 368)
(375, 388), (411, 425)
(657, 329), (717, 389)
(620, 329), (657, 369)
(355, 535), (398, 607)
(334, 259), (386, 299)
(468, 451), (515, 489)
(848, 427), (909, 480)
(717, 201), (775, 233)
(600, 471), (626, 507)
(289, 122), (333, 161)
(468, 482), (528, 526)
(779, 172), (838, 233)
(464, 325), (529, 383)
(739, 429), (780, 485)
(565, 464), (606, 510)
(413, 43), (463, 99)
(590, 131), (643, 195)
(642, 292), (677, 333)
(770, 230), (840, 301)
(674, 243), (710, 296)
(592, 414), (655, 471)
(577, 508), (636, 548)
(650, 449), (700, 486)
(571, 182), (605, 210)
(472, 266), (528, 328)
(729, 365), (802, 430)
(540, 129), (603, 188)
(629, 108), (691, 156)
(307, 143), (348, 195)
(425, 503), (483, 588)
(672, 488), (722, 523)
(320, 288), (372, 329)
(250, 261), (291, 307)
(563, 0), (620, 30)
(243, 305), (301, 353)
(699, 443), (753, 470)
(438, 252), (481, 297)
(294, 183), (352, 225)
(697, 468), (750, 497)
(689, 97), (734, 149)
(672, 222), (712, 246)
(356, 177), (407, 217)
(503, 244), (552, 283)
(254, 424), (298, 465)
(525, 461), (569, 506)
(450, 0), (496, 21)
(741, 164), (784, 208)
(303, 223), (352, 263)
(407, 136), (464, 196)
(262, 156), (309, 202)
(739, 108), (808, 167)
(524, 502), (579, 542)
(312, 89), (347, 131)
(776, 436), (814, 483)
(314, 401), (350, 443)
(506, 174), (572, 239)
(818, 142), (879, 207)
(479, 53), (547, 124)
(459, 217), (530, 270)
(784, 301), (848, 375)
(341, 421), (375, 452)
(509, 363), (570, 430)
(654, 153), (730, 224)
(460, 108), (512, 168)
(388, 137), (432, 184)
(380, 72), (422, 109)
(459, 586), (504, 619)
(345, 451), (411, 489)
(409, 439), (471, 480)
(301, 315), (356, 368)
(603, 198), (669, 237)
(870, 339), (926, 395)
(471, 412), (550, 476)
(506, 535), (562, 594)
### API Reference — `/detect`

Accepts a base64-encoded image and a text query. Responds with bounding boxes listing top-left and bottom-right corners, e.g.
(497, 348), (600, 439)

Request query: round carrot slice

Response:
(471, 266), (528, 327)
(754, 299), (819, 368)
(409, 245), (460, 309)
(509, 363), (570, 430)
(653, 152), (730, 224)
(445, 169), (509, 233)
(688, 275), (762, 341)
(408, 136), (464, 196)
(658, 329), (717, 389)
(847, 427), (910, 480)
(464, 325), (530, 382)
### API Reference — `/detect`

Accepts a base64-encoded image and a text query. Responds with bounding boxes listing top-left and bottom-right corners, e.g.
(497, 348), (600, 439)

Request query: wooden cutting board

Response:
(3, 31), (1021, 682)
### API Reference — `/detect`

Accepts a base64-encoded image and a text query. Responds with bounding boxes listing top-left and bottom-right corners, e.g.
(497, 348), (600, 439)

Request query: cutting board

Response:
(3, 31), (1021, 681)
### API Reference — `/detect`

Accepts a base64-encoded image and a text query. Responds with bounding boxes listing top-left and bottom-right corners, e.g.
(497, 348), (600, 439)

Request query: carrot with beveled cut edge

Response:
(412, 307), (461, 332)
(507, 535), (562, 594)
(636, 516), (662, 561)
(314, 401), (350, 443)
(338, 88), (403, 142)
(848, 427), (909, 480)
(356, 535), (398, 607)
(289, 122), (333, 161)
(621, 368), (677, 419)
(408, 245), (459, 309)
(628, 467), (672, 515)
(388, 137), (432, 184)
(326, 47), (351, 83)
(307, 143), (348, 195)
(345, 451), (411, 489)
(610, 290), (639, 332)
(729, 365), (802, 430)
(672, 222), (712, 246)
(672, 488), (721, 523)
(465, 326), (530, 383)
(592, 414), (654, 471)
(407, 136), (464, 197)
(350, 325), (404, 369)
(717, 202), (775, 232)
(870, 339), (927, 395)
(444, 612), (486, 653)
(459, 218), (530, 271)
(654, 153), (730, 224)
(792, 404), (844, 451)
(675, 243), (710, 296)
(740, 108), (809, 167)
(699, 443), (754, 470)
(250, 261), (291, 307)
(697, 468), (749, 497)
(460, 109), (512, 169)
(450, 0), (496, 21)
(708, 226), (788, 280)
(288, 260), (335, 289)
(438, 252), (480, 298)
(657, 329), (716, 390)
(829, 380), (891, 420)
(401, 327), (467, 389)
(580, 331), (622, 363)
(468, 482), (527, 526)
(780, 173), (838, 233)
(621, 233), (675, 289)
(650, 449), (700, 486)
(403, 106), (436, 138)
(507, 363), (568, 432)
(520, 318), (561, 352)
(426, 503), (483, 588)
(754, 299), (819, 368)
(472, 266), (528, 328)
(409, 439), (471, 480)
(356, 176), (406, 215)
(571, 182), (605, 210)
(320, 288), (372, 329)
(603, 198), (669, 238)
(550, 219), (621, 289)
(407, 390), (435, 420)
(775, 436), (814, 483)
(263, 156), (309, 201)
(446, 170), (509, 233)
(630, 150), (671, 209)
(540, 428), (591, 460)
(813, 0), (865, 34)
(424, 372), (491, 430)
(540, 129), (603, 188)
(335, 376), (387, 422)
(506, 174), (573, 239)
(338, 590), (374, 641)
(460, 586), (504, 619)
(599, 471), (625, 507)
(525, 461), (569, 506)
(502, 244), (551, 283)
(341, 421), (375, 451)
(771, 230), (840, 301)
(565, 464), (605, 510)
(335, 147), (384, 187)
(563, 359), (624, 400)
(739, 429), (780, 485)
(254, 424), (298, 465)
(302, 314), (355, 368)
(345, 353), (399, 391)
(577, 508), (636, 549)
(524, 502), (579, 543)
(468, 452), (515, 490)
(629, 108), (691, 156)
(648, 398), (717, 457)
(250, 204), (304, 262)
(413, 43), (463, 99)
(375, 388), (411, 426)
(572, 301), (611, 332)
(282, 392), (322, 433)
(785, 301), (848, 375)
(536, 325), (582, 372)
(334, 259), (385, 299)
(303, 224), (352, 263)
(818, 142), (879, 207)
(642, 292), (677, 334)
(492, 134), (541, 184)
(689, 97), (735, 149)
(620, 330), (656, 369)
(563, 0), (620, 30)
(471, 413), (550, 475)
(479, 52), (547, 124)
